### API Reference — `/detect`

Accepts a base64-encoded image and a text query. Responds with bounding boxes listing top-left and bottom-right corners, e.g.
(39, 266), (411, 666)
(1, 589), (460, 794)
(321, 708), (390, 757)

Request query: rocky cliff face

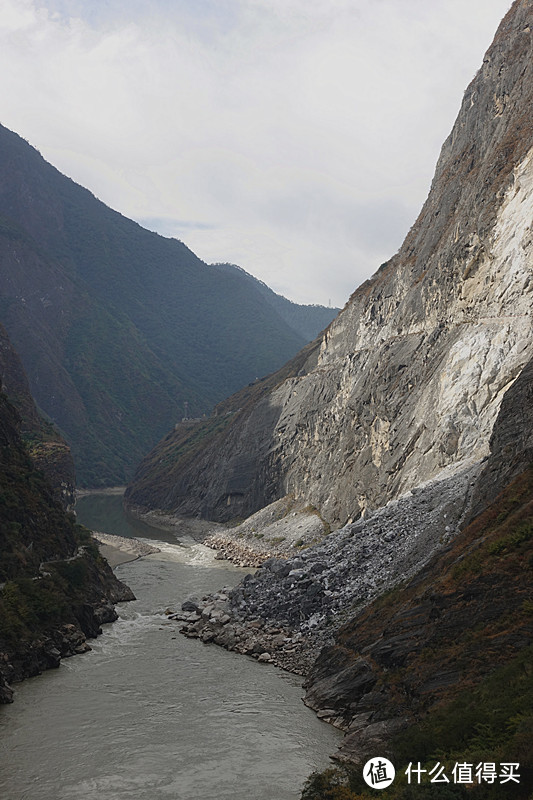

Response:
(175, 357), (533, 787)
(139, 1), (533, 785)
(303, 353), (533, 766)
(467, 354), (533, 522)
(128, 0), (533, 529)
(125, 339), (321, 518)
(177, 461), (480, 673)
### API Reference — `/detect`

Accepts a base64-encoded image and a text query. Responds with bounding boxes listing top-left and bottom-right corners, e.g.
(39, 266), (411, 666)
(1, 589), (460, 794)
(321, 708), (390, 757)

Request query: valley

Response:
(0, 2), (532, 799)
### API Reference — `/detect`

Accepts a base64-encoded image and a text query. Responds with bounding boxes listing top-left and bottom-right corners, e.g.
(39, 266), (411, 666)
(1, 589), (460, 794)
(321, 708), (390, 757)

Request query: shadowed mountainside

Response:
(0, 322), (75, 506)
(0, 125), (336, 486)
(212, 263), (339, 342)
(124, 2), (533, 794)
(0, 385), (133, 704)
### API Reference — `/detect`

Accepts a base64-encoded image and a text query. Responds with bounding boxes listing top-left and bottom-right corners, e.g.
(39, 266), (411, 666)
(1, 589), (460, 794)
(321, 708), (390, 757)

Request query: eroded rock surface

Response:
(467, 355), (533, 522)
(173, 1), (533, 767)
(302, 350), (533, 761)
(179, 463), (480, 674)
(128, 0), (533, 533)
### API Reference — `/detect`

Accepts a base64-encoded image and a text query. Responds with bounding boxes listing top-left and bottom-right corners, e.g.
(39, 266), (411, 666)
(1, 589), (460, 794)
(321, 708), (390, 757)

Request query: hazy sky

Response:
(0, 0), (512, 306)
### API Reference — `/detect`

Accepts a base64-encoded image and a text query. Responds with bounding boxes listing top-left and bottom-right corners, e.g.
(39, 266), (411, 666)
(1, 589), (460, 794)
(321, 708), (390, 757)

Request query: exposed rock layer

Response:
(178, 461), (481, 674)
(303, 355), (533, 762)
(179, 353), (533, 767)
(205, 495), (329, 567)
(467, 355), (533, 521)
(171, 0), (533, 772)
(128, 0), (533, 529)
(125, 339), (320, 519)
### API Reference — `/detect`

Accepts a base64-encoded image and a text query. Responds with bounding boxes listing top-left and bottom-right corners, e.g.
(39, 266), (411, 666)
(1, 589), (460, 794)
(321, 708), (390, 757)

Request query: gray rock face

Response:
(300, 353), (533, 760)
(179, 462), (480, 675)
(204, 496), (329, 566)
(228, 465), (478, 629)
(131, 0), (533, 531)
(174, 3), (533, 767)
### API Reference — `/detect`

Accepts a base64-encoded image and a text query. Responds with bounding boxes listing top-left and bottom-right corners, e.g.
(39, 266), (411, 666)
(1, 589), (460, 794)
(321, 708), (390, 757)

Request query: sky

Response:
(0, 0), (513, 306)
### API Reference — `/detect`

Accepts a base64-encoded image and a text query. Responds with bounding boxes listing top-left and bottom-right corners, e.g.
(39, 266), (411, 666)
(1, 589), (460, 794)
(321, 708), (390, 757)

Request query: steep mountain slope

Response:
(174, 361), (533, 753)
(0, 127), (331, 486)
(212, 263), (339, 341)
(0, 322), (75, 506)
(0, 386), (133, 703)
(125, 338), (321, 515)
(298, 356), (533, 796)
(127, 0), (533, 527)
(141, 4), (533, 792)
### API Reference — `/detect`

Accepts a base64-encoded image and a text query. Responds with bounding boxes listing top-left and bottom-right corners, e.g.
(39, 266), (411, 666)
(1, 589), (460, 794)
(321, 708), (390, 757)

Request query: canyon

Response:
(128, 2), (533, 790)
(127, 0), (533, 532)
(0, 2), (532, 797)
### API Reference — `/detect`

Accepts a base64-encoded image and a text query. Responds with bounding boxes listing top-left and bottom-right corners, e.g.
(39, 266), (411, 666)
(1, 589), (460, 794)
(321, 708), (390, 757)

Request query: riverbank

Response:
(0, 546), (134, 704)
(4, 492), (342, 800)
(178, 464), (481, 690)
(124, 502), (225, 542)
(126, 495), (330, 566)
(76, 486), (126, 498)
(92, 532), (161, 567)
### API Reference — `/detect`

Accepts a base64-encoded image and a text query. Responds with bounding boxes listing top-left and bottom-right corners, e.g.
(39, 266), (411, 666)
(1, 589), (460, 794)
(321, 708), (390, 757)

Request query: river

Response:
(0, 494), (341, 800)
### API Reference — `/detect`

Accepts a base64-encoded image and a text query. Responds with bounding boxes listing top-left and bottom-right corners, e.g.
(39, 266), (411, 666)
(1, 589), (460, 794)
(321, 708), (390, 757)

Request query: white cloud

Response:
(0, 0), (513, 304)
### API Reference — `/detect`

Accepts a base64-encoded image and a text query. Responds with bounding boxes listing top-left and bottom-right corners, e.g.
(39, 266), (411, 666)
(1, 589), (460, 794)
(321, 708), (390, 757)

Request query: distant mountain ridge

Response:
(0, 124), (337, 486)
(211, 263), (339, 342)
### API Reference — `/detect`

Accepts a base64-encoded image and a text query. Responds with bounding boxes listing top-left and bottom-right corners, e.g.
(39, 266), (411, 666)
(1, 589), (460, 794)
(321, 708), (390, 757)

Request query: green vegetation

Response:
(302, 649), (533, 799)
(302, 652), (532, 799)
(212, 262), (338, 341)
(487, 520), (532, 556)
(156, 416), (234, 471)
(393, 647), (533, 769)
(126, 339), (321, 511)
(0, 397), (78, 583)
(0, 577), (70, 644)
